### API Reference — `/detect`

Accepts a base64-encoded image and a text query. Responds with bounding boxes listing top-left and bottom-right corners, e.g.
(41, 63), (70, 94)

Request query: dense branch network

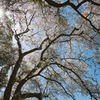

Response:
(5, 0), (100, 33)
(2, 0), (100, 100)
(45, 0), (100, 8)
(3, 27), (99, 100)
(44, 0), (100, 34)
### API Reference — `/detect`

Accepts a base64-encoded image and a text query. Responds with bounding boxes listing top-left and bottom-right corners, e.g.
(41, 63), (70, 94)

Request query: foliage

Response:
(0, 0), (100, 100)
(0, 15), (15, 89)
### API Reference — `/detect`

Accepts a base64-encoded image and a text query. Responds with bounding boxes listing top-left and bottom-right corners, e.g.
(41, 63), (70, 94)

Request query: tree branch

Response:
(40, 28), (79, 60)
(44, 0), (70, 7)
(44, 0), (100, 34)
(23, 37), (49, 56)
(15, 35), (22, 55)
(52, 62), (98, 100)
(44, 0), (100, 8)
(39, 74), (76, 100)
(12, 63), (49, 99)
(76, 0), (88, 9)
(21, 93), (42, 100)
(91, 0), (100, 6)
(76, 0), (100, 9)
(3, 53), (23, 100)
(12, 92), (48, 100)
(3, 35), (23, 100)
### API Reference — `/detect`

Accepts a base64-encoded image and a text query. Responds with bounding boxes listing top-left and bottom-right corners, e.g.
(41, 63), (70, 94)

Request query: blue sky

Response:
(0, 1), (100, 100)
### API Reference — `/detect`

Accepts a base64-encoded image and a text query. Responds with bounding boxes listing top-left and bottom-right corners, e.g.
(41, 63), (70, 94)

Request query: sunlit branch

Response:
(28, 11), (36, 26)
(15, 34), (22, 55)
(43, 80), (49, 94)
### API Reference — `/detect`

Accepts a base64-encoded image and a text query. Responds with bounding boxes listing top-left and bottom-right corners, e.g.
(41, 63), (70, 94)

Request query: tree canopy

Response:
(0, 0), (100, 100)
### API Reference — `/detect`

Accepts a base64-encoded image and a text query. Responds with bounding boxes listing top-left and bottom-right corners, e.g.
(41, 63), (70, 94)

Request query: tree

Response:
(0, 0), (100, 100)
(0, 14), (15, 90)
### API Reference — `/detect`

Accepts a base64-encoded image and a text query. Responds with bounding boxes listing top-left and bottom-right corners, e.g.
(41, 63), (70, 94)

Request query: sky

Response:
(0, 1), (100, 100)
